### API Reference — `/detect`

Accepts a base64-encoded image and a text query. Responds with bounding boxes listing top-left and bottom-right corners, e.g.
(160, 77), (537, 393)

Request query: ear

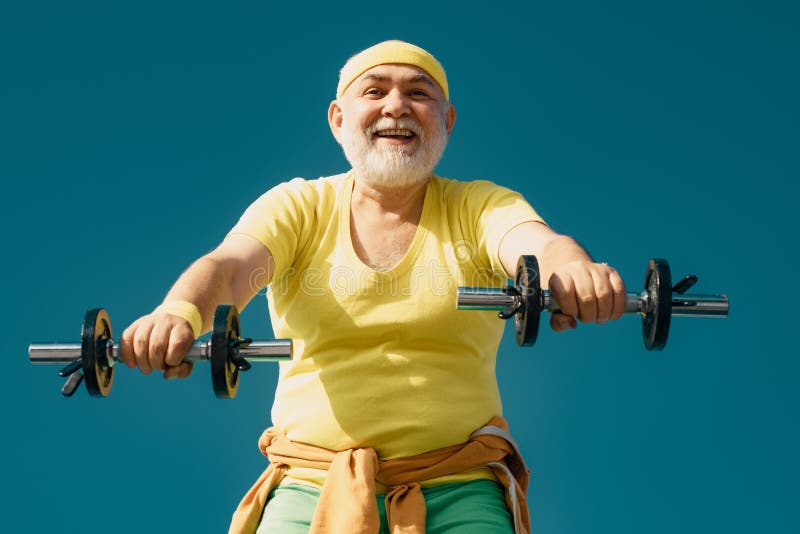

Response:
(328, 100), (343, 144)
(445, 103), (457, 137)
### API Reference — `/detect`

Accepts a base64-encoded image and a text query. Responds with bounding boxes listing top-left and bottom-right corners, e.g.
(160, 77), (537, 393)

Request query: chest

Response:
(349, 216), (418, 272)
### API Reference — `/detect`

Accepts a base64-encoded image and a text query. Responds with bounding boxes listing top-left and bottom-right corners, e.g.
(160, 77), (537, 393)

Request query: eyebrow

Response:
(358, 72), (437, 90)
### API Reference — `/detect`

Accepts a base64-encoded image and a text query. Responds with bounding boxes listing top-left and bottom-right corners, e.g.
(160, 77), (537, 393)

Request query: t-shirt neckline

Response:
(339, 170), (433, 276)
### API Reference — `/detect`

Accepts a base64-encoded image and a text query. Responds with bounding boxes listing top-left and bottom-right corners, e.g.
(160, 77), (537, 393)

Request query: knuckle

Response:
(148, 340), (165, 361)
(577, 291), (595, 306)
(548, 276), (567, 296)
(173, 326), (195, 345)
(133, 333), (149, 353)
(595, 287), (612, 301)
(149, 336), (166, 355)
(121, 328), (133, 342)
(149, 339), (166, 358)
(121, 318), (142, 339)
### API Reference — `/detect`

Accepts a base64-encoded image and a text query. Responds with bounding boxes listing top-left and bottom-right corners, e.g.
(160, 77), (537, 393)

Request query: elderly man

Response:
(120, 41), (626, 534)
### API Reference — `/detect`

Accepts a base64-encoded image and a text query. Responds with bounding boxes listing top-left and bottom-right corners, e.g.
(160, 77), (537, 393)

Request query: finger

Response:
(550, 312), (577, 332)
(571, 267), (598, 323)
(609, 267), (627, 321)
(165, 322), (194, 367)
(148, 320), (172, 371)
(133, 320), (156, 374)
(119, 319), (142, 368)
(590, 265), (614, 324)
(549, 273), (579, 318)
(164, 362), (193, 380)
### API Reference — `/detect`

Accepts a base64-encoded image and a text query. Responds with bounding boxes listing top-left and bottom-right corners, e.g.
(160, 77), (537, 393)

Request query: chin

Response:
(357, 151), (435, 189)
(341, 129), (447, 190)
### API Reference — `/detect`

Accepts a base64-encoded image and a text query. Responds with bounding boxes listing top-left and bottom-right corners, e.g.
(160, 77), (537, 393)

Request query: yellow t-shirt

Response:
(228, 172), (544, 488)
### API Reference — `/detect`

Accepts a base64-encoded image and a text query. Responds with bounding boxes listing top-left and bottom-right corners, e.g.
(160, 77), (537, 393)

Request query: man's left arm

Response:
(497, 221), (627, 332)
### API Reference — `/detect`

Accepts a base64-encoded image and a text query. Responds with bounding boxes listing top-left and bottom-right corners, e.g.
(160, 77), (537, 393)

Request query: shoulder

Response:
(271, 172), (348, 194)
(431, 175), (525, 206)
(252, 172), (349, 206)
(289, 172), (349, 192)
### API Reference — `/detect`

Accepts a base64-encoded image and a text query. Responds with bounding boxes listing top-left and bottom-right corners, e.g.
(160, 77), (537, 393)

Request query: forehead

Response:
(350, 64), (441, 93)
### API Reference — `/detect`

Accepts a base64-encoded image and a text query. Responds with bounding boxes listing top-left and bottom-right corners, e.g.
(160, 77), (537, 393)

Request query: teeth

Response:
(376, 129), (414, 137)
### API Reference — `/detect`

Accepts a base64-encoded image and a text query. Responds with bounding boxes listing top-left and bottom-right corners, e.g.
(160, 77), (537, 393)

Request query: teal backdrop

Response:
(2, 1), (797, 532)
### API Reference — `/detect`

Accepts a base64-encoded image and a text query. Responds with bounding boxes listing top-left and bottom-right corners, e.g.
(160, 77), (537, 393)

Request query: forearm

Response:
(498, 222), (595, 288)
(161, 255), (237, 335)
(121, 235), (270, 375)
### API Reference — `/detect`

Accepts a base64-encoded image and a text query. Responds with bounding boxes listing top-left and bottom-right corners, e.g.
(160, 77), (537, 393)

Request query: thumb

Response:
(164, 362), (194, 380)
(550, 312), (577, 332)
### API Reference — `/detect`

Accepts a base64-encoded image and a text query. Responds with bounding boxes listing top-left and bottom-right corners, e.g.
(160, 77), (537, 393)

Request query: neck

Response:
(351, 173), (430, 219)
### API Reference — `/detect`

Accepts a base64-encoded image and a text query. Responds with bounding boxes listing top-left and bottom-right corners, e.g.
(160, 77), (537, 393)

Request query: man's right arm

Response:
(119, 233), (274, 379)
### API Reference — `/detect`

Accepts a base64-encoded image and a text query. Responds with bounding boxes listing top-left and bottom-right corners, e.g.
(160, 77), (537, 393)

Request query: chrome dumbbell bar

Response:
(29, 305), (291, 398)
(457, 256), (729, 350)
(28, 339), (292, 365)
(457, 287), (729, 317)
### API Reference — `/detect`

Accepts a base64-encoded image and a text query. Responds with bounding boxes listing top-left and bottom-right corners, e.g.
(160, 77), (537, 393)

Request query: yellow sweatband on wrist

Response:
(154, 300), (203, 339)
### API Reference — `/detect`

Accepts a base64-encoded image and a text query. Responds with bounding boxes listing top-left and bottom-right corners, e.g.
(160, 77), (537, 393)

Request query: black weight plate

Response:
(514, 255), (543, 346)
(642, 258), (672, 350)
(81, 308), (114, 397)
(211, 304), (240, 399)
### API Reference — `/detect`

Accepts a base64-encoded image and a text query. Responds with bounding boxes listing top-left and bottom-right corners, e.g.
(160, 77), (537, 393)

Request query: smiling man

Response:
(119, 41), (626, 534)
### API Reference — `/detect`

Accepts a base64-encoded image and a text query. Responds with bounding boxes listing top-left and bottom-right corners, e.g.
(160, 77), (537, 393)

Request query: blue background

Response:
(2, 1), (797, 532)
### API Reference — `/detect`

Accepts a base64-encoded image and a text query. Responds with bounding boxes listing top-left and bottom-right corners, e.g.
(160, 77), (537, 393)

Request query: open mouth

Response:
(373, 128), (417, 141)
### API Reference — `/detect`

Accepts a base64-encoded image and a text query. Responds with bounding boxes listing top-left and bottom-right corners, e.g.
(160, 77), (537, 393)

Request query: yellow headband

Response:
(336, 40), (449, 101)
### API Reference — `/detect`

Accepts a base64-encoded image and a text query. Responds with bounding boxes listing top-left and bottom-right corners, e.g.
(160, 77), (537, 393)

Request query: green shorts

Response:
(256, 479), (515, 534)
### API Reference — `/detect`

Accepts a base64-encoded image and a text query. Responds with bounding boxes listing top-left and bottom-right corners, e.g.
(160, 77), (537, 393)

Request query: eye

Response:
(409, 89), (430, 98)
(363, 87), (385, 98)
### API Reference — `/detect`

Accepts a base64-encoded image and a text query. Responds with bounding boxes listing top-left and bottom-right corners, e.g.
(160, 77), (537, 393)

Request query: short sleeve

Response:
(226, 178), (318, 277)
(463, 180), (546, 275)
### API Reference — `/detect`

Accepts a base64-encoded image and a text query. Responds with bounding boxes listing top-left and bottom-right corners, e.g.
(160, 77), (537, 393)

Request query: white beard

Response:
(339, 115), (448, 189)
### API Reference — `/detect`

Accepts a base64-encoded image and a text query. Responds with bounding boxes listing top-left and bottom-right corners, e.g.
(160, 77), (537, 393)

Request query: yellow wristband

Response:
(154, 300), (203, 339)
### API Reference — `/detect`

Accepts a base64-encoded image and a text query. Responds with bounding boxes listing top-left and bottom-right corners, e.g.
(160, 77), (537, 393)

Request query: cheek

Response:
(417, 108), (445, 133)
(342, 102), (380, 128)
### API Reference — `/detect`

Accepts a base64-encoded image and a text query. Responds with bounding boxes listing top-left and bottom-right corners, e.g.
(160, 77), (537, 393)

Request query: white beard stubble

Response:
(339, 114), (448, 189)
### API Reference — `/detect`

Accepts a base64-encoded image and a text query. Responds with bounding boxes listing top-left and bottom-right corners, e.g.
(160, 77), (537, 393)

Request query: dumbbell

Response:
(29, 304), (291, 398)
(457, 256), (728, 350)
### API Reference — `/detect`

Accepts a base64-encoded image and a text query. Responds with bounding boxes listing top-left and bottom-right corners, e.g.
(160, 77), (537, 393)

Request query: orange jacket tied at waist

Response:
(229, 416), (530, 534)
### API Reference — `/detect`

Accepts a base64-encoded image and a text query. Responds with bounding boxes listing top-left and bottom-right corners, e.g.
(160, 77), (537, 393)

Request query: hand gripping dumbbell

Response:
(457, 256), (729, 350)
(29, 304), (292, 398)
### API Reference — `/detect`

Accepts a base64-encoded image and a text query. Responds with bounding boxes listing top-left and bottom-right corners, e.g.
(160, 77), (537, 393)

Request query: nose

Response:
(381, 89), (411, 118)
